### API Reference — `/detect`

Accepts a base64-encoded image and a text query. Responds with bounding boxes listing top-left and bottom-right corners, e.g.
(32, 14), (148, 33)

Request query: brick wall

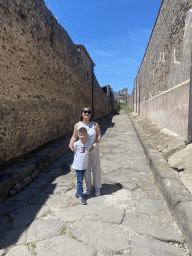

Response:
(0, 0), (117, 164)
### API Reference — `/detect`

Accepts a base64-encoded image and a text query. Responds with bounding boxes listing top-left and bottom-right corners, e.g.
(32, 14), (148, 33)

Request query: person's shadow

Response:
(85, 183), (122, 199)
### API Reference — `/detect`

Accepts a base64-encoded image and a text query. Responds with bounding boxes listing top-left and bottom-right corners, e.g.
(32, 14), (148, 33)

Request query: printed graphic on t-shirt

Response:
(81, 147), (85, 153)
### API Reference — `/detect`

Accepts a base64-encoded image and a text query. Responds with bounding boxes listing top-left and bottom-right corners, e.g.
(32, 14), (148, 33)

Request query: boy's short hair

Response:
(79, 127), (87, 134)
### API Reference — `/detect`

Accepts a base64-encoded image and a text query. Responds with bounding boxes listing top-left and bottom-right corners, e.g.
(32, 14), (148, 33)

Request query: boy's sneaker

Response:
(75, 192), (79, 198)
(80, 197), (87, 205)
(95, 188), (100, 196)
(84, 188), (91, 196)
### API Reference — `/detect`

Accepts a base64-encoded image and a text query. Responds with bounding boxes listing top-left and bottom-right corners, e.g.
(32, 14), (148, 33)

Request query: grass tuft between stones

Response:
(24, 242), (36, 248)
(71, 235), (81, 242)
(31, 242), (36, 249)
(115, 251), (123, 255)
(60, 227), (66, 235)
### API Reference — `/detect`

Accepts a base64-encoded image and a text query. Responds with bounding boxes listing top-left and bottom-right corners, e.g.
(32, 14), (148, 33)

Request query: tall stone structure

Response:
(0, 0), (118, 165)
(132, 0), (192, 103)
(129, 0), (192, 140)
(117, 88), (128, 103)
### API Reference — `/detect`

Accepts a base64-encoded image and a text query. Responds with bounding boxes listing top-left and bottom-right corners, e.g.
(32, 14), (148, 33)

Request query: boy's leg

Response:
(76, 169), (86, 198)
(82, 169), (86, 179)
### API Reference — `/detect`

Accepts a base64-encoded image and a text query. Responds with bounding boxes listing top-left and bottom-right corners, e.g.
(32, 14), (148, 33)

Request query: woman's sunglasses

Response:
(82, 110), (92, 114)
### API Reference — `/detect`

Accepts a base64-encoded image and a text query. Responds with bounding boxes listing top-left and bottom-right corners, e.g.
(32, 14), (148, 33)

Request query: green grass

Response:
(31, 243), (36, 249)
(120, 102), (127, 107)
(60, 227), (66, 235)
(115, 251), (123, 255)
(119, 108), (127, 114)
(119, 102), (132, 113)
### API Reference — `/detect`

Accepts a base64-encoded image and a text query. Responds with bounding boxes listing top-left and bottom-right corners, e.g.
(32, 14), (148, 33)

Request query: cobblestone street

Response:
(0, 110), (190, 256)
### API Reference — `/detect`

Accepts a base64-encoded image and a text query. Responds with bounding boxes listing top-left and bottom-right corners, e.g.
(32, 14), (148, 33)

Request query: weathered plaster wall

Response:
(140, 80), (190, 139)
(167, 9), (192, 89)
(133, 0), (192, 103)
(127, 93), (134, 111)
(130, 0), (192, 138)
(0, 0), (116, 164)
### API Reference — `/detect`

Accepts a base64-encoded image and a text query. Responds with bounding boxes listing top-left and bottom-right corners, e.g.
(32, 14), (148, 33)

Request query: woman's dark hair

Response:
(79, 107), (92, 121)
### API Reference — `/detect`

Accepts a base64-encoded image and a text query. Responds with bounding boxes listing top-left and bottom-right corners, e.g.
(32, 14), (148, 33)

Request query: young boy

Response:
(72, 127), (94, 205)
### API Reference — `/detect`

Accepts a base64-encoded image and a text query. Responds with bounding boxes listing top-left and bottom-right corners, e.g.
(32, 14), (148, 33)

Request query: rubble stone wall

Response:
(130, 0), (192, 138)
(132, 0), (192, 103)
(0, 0), (116, 164)
(93, 76), (118, 120)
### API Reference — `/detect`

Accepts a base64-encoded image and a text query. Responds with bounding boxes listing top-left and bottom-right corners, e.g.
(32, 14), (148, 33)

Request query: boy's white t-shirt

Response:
(72, 140), (92, 170)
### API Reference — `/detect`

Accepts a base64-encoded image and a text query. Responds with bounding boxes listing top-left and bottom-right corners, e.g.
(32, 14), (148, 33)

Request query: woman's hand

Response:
(95, 123), (101, 144)
(69, 144), (75, 152)
(89, 145), (95, 153)
(69, 123), (78, 152)
(93, 143), (97, 148)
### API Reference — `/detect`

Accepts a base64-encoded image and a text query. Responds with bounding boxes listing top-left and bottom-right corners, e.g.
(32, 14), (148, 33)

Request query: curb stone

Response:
(0, 111), (118, 204)
(128, 112), (192, 254)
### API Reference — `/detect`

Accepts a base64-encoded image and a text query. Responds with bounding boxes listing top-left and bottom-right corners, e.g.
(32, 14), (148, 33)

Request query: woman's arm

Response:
(93, 122), (101, 147)
(69, 123), (78, 151)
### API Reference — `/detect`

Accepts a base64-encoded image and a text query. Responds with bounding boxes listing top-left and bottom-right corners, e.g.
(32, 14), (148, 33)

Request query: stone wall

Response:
(140, 80), (190, 139)
(0, 0), (116, 165)
(132, 0), (192, 103)
(130, 0), (192, 138)
(127, 93), (134, 111)
(117, 88), (128, 103)
(93, 77), (117, 120)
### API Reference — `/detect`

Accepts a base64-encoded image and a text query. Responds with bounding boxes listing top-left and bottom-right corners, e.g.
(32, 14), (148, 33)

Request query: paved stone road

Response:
(0, 110), (190, 256)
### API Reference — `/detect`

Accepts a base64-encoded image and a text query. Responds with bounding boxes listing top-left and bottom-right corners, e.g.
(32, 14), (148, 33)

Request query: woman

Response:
(69, 107), (102, 196)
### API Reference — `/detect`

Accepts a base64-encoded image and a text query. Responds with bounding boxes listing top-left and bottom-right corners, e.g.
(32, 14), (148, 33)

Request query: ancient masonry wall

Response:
(130, 0), (192, 104)
(0, 0), (116, 164)
(93, 75), (116, 120)
(128, 94), (133, 112)
(140, 80), (190, 139)
(128, 0), (192, 139)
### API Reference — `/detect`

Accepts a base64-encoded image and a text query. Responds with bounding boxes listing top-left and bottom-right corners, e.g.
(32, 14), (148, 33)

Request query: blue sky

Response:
(43, 0), (162, 94)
